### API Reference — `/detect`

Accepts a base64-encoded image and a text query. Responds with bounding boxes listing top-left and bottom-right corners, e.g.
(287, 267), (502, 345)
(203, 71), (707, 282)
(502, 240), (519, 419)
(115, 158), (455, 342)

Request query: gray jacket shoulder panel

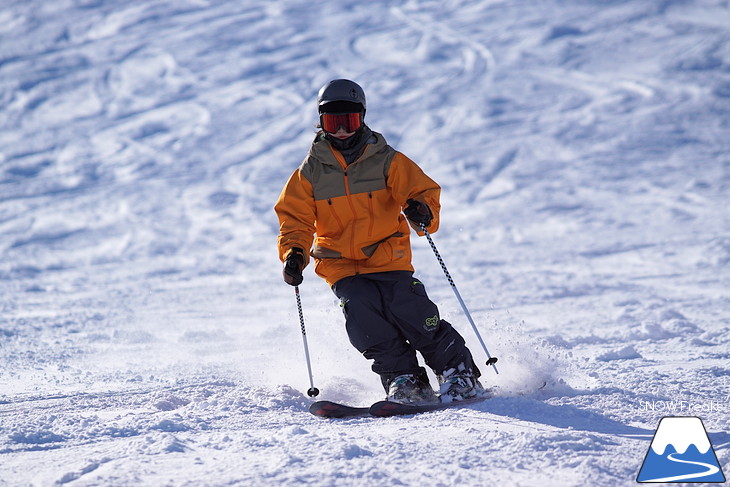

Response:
(300, 131), (396, 201)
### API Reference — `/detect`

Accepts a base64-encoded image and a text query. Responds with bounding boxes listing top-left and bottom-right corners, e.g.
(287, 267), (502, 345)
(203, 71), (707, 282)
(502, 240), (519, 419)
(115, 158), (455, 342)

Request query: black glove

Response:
(283, 248), (304, 286)
(404, 199), (432, 226)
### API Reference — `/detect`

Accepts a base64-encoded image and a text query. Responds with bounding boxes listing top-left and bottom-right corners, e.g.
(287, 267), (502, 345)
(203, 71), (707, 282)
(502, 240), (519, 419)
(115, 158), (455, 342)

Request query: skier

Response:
(275, 79), (485, 404)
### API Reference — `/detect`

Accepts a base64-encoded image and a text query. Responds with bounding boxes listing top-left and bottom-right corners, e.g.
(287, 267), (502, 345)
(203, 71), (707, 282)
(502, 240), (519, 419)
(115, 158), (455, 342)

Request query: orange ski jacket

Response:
(275, 131), (440, 287)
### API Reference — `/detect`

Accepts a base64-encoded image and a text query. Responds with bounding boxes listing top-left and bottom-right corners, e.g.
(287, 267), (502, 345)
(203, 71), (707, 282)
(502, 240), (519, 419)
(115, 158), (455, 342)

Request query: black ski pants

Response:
(332, 271), (477, 391)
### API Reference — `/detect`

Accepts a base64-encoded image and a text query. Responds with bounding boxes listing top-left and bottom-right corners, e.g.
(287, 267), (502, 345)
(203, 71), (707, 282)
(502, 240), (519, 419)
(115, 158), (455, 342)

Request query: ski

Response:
(310, 394), (493, 419)
(309, 400), (371, 418)
(369, 393), (493, 418)
(311, 382), (546, 419)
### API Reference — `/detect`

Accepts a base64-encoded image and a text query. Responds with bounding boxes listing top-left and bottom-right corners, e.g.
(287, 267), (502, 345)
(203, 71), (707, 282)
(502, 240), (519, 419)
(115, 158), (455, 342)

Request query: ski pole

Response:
(419, 223), (499, 374)
(294, 285), (320, 397)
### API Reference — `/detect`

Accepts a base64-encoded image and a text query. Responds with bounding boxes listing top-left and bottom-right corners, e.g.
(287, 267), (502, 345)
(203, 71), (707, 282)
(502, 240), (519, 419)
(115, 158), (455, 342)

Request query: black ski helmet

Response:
(317, 79), (366, 114)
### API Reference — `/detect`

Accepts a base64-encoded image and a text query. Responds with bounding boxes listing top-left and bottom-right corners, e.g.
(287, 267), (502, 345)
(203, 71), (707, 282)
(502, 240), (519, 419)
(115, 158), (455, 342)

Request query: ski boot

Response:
(387, 373), (437, 404)
(438, 363), (485, 403)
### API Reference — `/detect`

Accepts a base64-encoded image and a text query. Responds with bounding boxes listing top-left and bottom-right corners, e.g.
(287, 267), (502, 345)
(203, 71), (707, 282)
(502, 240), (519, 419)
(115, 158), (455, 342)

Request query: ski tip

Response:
(309, 400), (371, 419)
(309, 401), (331, 417)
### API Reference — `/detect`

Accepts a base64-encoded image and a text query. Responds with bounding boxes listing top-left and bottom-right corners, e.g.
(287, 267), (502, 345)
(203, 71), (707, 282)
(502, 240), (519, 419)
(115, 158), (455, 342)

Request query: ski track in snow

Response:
(1, 0), (729, 485)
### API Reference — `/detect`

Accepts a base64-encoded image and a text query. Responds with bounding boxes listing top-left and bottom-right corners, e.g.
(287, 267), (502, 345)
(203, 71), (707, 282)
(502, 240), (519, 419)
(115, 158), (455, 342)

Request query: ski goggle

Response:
(320, 112), (362, 134)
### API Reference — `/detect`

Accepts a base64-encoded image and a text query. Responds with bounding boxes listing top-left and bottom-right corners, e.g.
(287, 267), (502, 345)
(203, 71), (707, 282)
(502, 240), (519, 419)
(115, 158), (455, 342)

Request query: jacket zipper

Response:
(342, 169), (359, 273)
(332, 145), (372, 275)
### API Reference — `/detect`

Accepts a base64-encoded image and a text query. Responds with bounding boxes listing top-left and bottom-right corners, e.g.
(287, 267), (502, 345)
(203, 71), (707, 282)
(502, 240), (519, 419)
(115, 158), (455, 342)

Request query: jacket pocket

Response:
(311, 245), (342, 259)
(363, 232), (408, 267)
(361, 232), (403, 258)
(327, 198), (345, 234)
(367, 192), (374, 237)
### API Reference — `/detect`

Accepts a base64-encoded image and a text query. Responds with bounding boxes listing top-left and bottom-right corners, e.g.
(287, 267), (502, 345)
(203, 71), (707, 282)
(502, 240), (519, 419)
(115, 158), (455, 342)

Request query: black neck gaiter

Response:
(326, 125), (373, 165)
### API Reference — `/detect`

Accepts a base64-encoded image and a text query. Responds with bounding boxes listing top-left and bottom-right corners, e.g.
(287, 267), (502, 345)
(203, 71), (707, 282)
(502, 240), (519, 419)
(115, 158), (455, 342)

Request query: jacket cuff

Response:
(285, 247), (309, 266)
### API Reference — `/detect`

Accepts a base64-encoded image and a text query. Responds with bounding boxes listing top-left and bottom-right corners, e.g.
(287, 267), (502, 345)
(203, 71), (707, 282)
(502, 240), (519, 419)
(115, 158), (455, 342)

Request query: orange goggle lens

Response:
(321, 113), (362, 134)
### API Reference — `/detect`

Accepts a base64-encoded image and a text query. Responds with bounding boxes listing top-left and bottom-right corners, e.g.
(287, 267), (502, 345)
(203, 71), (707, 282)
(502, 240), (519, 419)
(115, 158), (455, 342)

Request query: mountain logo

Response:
(637, 416), (726, 483)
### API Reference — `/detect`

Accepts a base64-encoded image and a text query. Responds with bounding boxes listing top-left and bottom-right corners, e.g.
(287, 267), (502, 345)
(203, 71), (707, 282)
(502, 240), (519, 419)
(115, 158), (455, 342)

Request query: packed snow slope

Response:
(1, 0), (729, 486)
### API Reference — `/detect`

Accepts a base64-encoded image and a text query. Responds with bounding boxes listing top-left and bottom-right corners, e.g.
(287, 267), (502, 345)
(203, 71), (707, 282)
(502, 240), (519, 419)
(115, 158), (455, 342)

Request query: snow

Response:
(0, 0), (729, 485)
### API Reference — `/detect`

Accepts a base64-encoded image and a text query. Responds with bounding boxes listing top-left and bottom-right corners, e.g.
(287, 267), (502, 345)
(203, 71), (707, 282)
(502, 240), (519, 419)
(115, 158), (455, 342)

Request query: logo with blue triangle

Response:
(637, 416), (726, 483)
